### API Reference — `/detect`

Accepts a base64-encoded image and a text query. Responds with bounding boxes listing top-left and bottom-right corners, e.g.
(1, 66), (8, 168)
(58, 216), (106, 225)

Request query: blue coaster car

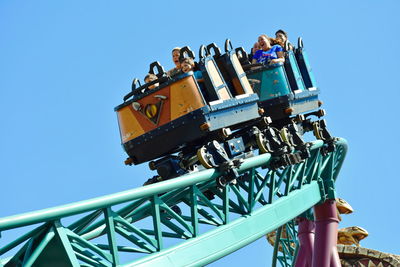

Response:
(242, 38), (321, 124)
(197, 41), (315, 170)
(235, 37), (334, 153)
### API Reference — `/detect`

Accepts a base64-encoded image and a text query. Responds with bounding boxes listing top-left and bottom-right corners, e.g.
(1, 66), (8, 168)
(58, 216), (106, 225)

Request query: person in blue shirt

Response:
(252, 34), (285, 65)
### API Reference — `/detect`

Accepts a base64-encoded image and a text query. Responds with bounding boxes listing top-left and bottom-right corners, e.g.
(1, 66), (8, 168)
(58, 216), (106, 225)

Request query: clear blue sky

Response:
(1, 0), (399, 265)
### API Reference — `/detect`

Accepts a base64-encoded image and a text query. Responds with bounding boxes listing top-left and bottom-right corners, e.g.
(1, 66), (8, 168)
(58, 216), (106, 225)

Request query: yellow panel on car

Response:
(170, 76), (206, 120)
(117, 105), (145, 143)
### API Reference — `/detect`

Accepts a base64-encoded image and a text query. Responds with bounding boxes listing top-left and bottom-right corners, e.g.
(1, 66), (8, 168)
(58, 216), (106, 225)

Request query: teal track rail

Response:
(0, 138), (347, 267)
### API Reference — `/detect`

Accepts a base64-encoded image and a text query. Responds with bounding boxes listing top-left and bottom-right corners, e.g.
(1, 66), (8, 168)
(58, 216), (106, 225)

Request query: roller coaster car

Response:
(238, 37), (322, 125)
(236, 37), (334, 150)
(114, 46), (260, 167)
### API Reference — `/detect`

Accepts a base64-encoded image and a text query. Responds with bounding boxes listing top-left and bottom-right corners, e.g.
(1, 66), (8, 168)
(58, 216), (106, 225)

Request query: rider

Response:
(252, 34), (285, 65)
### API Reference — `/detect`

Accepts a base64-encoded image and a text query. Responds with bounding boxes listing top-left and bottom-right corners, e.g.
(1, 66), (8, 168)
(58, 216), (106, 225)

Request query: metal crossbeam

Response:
(0, 139), (347, 267)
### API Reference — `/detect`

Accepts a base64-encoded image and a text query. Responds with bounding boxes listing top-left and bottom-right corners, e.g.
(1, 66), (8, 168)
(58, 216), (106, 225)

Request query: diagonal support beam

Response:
(53, 221), (81, 267)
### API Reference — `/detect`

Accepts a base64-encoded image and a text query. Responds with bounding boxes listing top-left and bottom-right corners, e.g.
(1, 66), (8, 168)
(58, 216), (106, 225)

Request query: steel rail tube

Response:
(0, 154), (265, 231)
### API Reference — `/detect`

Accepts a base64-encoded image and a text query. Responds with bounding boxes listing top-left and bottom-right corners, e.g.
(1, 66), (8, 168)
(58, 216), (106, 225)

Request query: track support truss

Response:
(0, 139), (347, 267)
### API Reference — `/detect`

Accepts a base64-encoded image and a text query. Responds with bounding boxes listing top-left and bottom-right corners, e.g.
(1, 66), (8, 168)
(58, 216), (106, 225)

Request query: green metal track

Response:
(0, 138), (347, 267)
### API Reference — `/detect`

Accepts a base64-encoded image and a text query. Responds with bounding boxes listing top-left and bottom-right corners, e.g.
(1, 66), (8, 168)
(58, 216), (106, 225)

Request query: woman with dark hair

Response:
(275, 29), (294, 51)
(251, 34), (285, 64)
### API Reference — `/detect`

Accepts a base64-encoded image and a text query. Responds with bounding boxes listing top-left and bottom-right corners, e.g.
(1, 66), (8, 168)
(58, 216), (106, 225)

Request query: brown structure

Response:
(338, 244), (400, 267)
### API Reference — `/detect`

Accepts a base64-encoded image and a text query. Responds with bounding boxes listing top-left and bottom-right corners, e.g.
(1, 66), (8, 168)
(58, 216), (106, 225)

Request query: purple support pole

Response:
(312, 199), (341, 267)
(294, 218), (315, 267)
